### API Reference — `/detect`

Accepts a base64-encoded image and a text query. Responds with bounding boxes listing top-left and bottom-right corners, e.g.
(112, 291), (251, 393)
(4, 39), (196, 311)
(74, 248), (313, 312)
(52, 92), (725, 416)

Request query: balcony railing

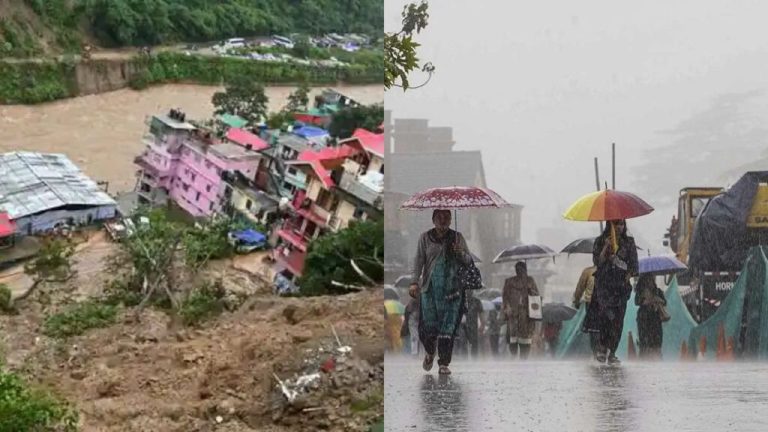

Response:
(274, 246), (307, 276)
(277, 227), (309, 252)
(134, 153), (171, 175)
(311, 203), (332, 223)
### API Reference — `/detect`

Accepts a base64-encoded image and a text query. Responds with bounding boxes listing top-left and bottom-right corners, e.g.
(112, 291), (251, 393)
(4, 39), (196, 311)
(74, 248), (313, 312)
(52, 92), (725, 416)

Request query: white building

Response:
(0, 152), (117, 234)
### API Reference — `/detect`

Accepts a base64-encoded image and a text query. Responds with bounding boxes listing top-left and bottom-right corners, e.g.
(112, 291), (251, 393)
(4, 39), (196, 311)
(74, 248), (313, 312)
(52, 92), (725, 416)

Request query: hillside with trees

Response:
(0, 0), (383, 57)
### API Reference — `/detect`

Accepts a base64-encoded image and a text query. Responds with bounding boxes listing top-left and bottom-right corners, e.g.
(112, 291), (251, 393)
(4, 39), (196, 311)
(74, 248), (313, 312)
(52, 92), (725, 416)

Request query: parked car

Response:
(214, 38), (246, 53)
(272, 35), (295, 49)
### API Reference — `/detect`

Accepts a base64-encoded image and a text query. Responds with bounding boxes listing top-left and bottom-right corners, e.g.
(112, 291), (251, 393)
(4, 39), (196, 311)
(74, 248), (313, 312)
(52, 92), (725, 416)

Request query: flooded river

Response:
(0, 84), (383, 193)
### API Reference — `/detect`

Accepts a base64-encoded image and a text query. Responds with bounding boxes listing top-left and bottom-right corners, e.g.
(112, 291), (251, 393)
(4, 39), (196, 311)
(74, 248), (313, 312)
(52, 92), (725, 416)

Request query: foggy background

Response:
(385, 0), (768, 255)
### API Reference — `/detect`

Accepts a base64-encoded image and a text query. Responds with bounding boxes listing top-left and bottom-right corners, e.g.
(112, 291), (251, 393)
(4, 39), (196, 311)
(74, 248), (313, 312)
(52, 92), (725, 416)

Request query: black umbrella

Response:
(493, 244), (556, 264)
(560, 237), (644, 255)
(560, 238), (596, 255)
(384, 287), (400, 301)
(542, 303), (578, 323)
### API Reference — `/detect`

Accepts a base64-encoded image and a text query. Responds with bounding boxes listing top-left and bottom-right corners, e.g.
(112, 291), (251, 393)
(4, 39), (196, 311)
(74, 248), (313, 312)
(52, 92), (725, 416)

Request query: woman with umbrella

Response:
(409, 209), (472, 375)
(583, 220), (639, 364)
(634, 275), (667, 359)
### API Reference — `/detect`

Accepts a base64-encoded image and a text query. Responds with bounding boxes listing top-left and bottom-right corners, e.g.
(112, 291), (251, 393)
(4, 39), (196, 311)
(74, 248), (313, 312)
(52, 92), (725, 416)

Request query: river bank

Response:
(0, 53), (382, 104)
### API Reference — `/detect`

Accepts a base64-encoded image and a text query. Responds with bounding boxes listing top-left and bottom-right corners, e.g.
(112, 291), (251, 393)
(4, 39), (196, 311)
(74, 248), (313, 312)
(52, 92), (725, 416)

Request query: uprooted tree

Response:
(108, 208), (237, 318)
(14, 239), (76, 305)
(298, 219), (384, 296)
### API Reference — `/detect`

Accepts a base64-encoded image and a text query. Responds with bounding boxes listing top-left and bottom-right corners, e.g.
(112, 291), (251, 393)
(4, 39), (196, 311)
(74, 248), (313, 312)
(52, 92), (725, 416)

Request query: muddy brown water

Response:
(0, 84), (383, 193)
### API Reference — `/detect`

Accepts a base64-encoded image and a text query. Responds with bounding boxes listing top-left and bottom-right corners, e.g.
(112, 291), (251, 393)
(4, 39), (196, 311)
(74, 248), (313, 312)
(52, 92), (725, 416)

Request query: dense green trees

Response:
(329, 104), (384, 139)
(78, 0), (383, 47)
(298, 220), (383, 296)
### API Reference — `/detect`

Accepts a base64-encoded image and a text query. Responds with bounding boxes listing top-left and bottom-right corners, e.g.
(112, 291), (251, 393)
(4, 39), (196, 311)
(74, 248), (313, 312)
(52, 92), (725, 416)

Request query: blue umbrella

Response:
(492, 296), (503, 305)
(638, 255), (687, 276)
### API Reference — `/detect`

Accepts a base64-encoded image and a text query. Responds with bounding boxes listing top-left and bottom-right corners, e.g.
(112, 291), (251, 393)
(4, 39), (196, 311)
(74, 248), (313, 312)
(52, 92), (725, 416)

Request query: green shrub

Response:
(179, 282), (226, 326)
(0, 370), (78, 431)
(42, 301), (118, 338)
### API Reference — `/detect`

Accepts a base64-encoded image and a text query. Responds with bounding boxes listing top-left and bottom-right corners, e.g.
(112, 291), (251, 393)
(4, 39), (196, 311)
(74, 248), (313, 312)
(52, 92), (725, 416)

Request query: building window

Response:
(191, 173), (196, 181)
(205, 161), (212, 169)
(379, 164), (384, 174)
(246, 199), (252, 210)
(196, 192), (201, 202)
(182, 183), (190, 192)
(353, 207), (365, 219)
(206, 184), (211, 192)
(210, 202), (214, 211)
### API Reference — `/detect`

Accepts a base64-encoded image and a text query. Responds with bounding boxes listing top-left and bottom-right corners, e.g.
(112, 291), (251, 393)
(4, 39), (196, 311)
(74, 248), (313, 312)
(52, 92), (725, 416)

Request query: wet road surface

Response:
(385, 355), (768, 432)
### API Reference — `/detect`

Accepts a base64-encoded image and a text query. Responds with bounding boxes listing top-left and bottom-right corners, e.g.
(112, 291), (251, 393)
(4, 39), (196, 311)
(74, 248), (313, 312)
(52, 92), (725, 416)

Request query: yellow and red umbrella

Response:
(384, 299), (405, 315)
(563, 189), (654, 252)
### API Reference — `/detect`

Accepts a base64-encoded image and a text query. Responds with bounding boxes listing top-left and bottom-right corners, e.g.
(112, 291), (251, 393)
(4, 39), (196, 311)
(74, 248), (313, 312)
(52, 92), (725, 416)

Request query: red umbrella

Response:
(400, 186), (512, 210)
(400, 186), (512, 230)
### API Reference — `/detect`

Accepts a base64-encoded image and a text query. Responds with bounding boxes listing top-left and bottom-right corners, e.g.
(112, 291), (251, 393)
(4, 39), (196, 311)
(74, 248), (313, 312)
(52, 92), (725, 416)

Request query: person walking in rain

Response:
(502, 261), (540, 359)
(573, 264), (598, 352)
(465, 290), (486, 358)
(487, 304), (502, 356)
(635, 274), (667, 359)
(409, 209), (472, 375)
(583, 220), (638, 364)
(401, 297), (421, 356)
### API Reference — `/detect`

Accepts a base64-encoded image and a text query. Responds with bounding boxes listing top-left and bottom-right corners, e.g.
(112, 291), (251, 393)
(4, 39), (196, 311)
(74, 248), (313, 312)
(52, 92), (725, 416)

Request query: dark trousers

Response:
(597, 304), (627, 355)
(489, 334), (500, 355)
(466, 328), (479, 357)
(509, 343), (530, 359)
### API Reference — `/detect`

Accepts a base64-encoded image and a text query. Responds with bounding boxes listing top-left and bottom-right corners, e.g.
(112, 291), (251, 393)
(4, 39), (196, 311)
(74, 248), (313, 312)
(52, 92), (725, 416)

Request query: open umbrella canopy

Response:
(477, 288), (502, 300)
(561, 237), (644, 255)
(492, 296), (503, 306)
(481, 300), (495, 311)
(394, 275), (412, 288)
(383, 287), (400, 301)
(493, 244), (556, 264)
(384, 300), (405, 315)
(639, 255), (687, 276)
(560, 238), (597, 254)
(542, 303), (578, 323)
(563, 189), (654, 221)
(400, 186), (512, 210)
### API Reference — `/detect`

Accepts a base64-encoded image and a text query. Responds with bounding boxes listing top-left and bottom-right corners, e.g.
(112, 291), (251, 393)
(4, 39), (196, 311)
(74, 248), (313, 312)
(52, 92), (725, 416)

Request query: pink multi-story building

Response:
(134, 111), (262, 217)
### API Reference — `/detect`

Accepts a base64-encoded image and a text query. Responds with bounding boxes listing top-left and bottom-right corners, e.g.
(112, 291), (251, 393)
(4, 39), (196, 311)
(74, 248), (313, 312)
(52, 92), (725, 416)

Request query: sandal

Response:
(423, 354), (435, 371)
(438, 365), (451, 375)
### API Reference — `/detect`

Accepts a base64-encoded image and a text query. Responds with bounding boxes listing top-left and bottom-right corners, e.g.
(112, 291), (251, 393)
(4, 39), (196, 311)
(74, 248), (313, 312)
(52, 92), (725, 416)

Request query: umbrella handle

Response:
(610, 222), (618, 253)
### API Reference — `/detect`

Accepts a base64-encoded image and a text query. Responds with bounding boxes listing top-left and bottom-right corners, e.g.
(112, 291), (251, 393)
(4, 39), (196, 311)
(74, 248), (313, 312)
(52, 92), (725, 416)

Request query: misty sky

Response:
(386, 0), (768, 253)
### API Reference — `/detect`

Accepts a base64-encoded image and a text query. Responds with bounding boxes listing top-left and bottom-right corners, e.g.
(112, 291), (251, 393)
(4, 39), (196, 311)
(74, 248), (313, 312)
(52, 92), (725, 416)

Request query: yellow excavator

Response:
(664, 187), (723, 265)
(664, 173), (768, 321)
